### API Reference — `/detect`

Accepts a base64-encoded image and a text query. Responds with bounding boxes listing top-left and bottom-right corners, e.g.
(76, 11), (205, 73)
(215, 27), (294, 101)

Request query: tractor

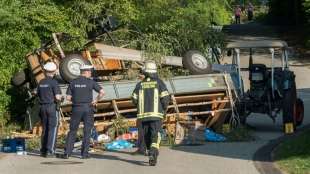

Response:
(214, 40), (304, 133)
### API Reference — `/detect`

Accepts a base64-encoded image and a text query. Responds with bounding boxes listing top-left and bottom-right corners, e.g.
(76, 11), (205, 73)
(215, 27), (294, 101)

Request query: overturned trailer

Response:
(28, 73), (236, 143)
(14, 21), (236, 142)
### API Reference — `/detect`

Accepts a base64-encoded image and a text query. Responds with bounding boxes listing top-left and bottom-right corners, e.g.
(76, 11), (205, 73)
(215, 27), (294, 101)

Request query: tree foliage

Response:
(0, 0), (231, 129)
(268, 0), (305, 25)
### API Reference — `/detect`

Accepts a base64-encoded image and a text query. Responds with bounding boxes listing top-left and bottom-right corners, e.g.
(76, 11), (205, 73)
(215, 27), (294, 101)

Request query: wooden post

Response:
(112, 100), (120, 118)
(206, 102), (227, 128)
(52, 33), (65, 58)
(171, 94), (184, 144)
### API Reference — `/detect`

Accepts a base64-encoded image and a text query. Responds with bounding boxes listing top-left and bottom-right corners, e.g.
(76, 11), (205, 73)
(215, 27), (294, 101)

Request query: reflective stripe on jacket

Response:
(132, 77), (171, 121)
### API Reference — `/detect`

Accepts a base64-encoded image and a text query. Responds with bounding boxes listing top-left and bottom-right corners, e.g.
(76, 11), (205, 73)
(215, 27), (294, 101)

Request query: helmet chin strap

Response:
(147, 73), (158, 79)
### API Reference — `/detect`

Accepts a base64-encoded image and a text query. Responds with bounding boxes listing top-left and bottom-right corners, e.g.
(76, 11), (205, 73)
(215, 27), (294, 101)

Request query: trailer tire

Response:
(11, 69), (29, 87)
(59, 54), (91, 82)
(183, 50), (212, 75)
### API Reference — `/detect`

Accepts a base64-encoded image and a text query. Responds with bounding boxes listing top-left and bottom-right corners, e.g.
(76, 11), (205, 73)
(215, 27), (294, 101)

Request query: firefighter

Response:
(134, 71), (146, 155)
(37, 62), (62, 157)
(63, 65), (105, 159)
(131, 61), (171, 166)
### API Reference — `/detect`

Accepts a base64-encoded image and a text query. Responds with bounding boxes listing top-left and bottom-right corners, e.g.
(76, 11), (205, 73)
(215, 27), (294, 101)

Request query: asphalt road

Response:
(1, 23), (310, 174)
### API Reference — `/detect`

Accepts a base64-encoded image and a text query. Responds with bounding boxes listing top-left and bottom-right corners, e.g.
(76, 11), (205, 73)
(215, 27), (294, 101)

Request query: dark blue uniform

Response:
(37, 76), (61, 155)
(65, 76), (102, 157)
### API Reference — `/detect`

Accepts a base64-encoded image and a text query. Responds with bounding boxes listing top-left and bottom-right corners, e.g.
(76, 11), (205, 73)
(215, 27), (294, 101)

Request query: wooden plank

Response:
(26, 54), (45, 84)
(166, 108), (231, 117)
(94, 108), (137, 118)
(167, 99), (229, 109)
(205, 98), (222, 126)
(52, 33), (65, 58)
(40, 52), (51, 62)
(98, 57), (107, 70)
(206, 102), (228, 128)
(175, 93), (225, 99)
(175, 93), (225, 104)
(100, 59), (123, 70)
(112, 100), (120, 118)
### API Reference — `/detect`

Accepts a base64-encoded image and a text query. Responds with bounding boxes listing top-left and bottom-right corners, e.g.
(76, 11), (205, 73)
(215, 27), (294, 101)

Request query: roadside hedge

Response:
(0, 0), (231, 130)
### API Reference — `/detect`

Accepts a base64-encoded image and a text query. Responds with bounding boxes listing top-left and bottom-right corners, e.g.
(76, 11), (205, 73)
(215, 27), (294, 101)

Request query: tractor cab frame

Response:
(222, 40), (304, 133)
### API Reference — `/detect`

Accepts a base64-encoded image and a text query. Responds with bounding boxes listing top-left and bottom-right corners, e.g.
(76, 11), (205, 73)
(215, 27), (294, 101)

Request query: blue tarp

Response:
(105, 140), (134, 150)
(204, 128), (226, 142)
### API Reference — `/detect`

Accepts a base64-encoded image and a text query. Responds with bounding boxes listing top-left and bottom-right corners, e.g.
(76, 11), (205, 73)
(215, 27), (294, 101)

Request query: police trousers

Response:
(65, 104), (94, 156)
(141, 120), (162, 155)
(39, 103), (59, 154)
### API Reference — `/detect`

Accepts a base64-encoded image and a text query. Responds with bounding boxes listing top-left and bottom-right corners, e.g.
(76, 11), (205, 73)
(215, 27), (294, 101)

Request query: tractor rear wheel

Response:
(294, 98), (304, 127)
(282, 82), (297, 131)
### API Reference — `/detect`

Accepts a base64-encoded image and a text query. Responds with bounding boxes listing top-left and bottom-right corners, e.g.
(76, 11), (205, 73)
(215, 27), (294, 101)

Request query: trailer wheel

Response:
(183, 50), (212, 74)
(11, 69), (29, 87)
(282, 82), (297, 130)
(59, 54), (91, 82)
(294, 98), (304, 126)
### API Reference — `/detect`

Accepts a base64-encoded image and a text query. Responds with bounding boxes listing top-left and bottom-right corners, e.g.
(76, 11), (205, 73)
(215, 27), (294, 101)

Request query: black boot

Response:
(62, 153), (70, 159)
(81, 154), (91, 159)
(149, 148), (158, 166)
(45, 152), (55, 158)
(40, 152), (47, 158)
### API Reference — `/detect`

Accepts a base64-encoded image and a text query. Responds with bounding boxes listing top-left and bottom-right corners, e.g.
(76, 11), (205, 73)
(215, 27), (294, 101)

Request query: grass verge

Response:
(224, 125), (255, 142)
(274, 129), (310, 174)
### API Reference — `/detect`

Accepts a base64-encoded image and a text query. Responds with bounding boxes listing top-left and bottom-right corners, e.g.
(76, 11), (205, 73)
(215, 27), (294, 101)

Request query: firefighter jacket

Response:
(132, 76), (171, 121)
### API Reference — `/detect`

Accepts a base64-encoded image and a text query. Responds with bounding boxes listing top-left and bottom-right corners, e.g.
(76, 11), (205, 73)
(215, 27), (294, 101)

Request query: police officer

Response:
(64, 65), (104, 159)
(37, 62), (62, 157)
(131, 61), (171, 166)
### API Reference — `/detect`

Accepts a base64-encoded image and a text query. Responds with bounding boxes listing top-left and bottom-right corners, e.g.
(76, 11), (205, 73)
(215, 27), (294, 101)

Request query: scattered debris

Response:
(204, 128), (226, 142)
(105, 139), (134, 150)
(97, 134), (111, 143)
(1, 138), (26, 153)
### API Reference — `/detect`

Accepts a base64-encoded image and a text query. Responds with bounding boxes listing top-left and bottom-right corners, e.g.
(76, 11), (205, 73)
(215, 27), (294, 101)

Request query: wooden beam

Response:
(206, 102), (228, 128)
(112, 100), (120, 118)
(167, 99), (229, 109)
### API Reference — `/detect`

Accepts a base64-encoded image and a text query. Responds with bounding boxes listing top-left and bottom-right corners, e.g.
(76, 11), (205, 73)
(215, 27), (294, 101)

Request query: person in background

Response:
(235, 5), (242, 24)
(131, 61), (171, 166)
(37, 62), (62, 158)
(247, 2), (254, 21)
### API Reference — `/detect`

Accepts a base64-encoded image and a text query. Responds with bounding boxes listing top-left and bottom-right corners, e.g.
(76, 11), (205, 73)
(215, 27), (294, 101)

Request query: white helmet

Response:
(43, 62), (57, 72)
(143, 61), (157, 73)
(80, 65), (94, 71)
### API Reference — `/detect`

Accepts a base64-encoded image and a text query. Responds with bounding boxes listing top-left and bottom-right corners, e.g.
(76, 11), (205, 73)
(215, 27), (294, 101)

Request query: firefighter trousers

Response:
(141, 120), (162, 156)
(137, 119), (146, 152)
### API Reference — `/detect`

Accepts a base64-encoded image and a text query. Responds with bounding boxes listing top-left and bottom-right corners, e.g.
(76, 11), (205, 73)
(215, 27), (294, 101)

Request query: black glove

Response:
(56, 100), (61, 111)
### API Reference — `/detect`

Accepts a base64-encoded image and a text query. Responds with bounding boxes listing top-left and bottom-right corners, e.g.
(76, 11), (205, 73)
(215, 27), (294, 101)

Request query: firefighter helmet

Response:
(143, 61), (157, 73)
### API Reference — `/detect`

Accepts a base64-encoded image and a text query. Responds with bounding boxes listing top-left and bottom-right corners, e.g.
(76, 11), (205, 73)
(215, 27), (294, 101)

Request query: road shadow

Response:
(26, 149), (148, 166)
(27, 149), (88, 160)
(41, 161), (84, 165)
(223, 22), (279, 41)
(90, 153), (148, 166)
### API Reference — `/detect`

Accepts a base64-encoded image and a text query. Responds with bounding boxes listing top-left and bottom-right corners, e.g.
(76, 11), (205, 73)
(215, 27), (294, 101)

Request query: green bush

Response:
(25, 137), (41, 151)
(0, 0), (232, 130)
